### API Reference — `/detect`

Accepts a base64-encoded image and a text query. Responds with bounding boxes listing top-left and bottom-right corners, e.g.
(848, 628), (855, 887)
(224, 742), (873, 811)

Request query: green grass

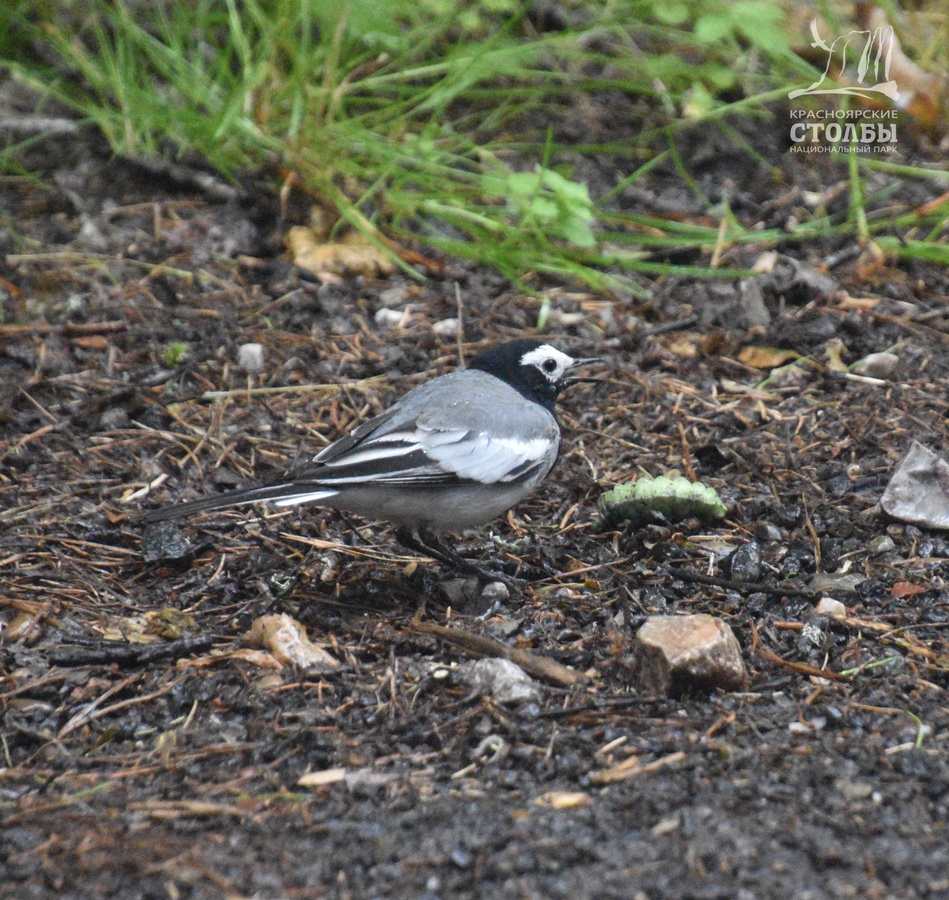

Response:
(3, 0), (947, 296)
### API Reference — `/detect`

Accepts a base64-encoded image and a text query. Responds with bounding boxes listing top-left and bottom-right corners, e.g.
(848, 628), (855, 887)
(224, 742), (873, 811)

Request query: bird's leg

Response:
(395, 527), (519, 588)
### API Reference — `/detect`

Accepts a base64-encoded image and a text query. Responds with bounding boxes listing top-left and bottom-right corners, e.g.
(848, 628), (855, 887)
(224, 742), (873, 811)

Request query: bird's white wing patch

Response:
(318, 428), (469, 473)
(324, 431), (421, 468)
(424, 431), (555, 484)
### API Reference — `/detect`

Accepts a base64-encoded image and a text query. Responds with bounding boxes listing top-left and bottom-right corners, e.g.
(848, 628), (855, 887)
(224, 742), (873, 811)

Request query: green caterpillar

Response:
(597, 476), (727, 531)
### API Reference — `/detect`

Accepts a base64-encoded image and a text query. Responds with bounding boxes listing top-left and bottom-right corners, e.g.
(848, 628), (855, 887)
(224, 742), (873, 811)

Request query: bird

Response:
(142, 339), (602, 581)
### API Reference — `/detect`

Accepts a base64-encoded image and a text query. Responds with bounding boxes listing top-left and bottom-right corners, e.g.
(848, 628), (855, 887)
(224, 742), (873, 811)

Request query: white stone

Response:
(432, 317), (460, 337)
(374, 308), (404, 328)
(459, 658), (540, 704)
(815, 597), (847, 618)
(237, 342), (264, 374)
(852, 352), (899, 380)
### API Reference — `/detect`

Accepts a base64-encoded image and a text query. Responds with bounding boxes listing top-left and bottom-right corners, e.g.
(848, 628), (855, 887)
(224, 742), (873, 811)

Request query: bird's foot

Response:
(395, 527), (522, 591)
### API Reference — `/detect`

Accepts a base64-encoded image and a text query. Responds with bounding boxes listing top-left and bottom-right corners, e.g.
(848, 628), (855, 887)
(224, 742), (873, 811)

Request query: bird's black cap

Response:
(469, 339), (597, 412)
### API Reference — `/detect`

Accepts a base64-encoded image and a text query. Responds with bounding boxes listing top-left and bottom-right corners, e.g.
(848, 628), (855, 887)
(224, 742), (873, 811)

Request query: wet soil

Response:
(1, 75), (949, 900)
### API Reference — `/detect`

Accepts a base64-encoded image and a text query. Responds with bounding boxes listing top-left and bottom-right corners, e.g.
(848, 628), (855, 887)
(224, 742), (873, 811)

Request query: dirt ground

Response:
(2, 71), (949, 899)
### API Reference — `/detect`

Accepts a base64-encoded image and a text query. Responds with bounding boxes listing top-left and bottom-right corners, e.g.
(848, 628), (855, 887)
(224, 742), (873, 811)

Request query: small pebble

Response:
(800, 622), (824, 647)
(432, 317), (459, 337)
(852, 352), (898, 380)
(837, 779), (874, 801)
(480, 580), (510, 606)
(809, 572), (863, 594)
(440, 577), (482, 608)
(754, 522), (783, 543)
(237, 342), (264, 374)
(378, 286), (411, 307)
(66, 293), (89, 319)
(141, 522), (193, 564)
(544, 309), (586, 327)
(450, 847), (473, 869)
(374, 308), (404, 328)
(459, 658), (540, 704)
(826, 475), (852, 498)
(815, 597), (847, 618)
(99, 407), (129, 430)
(726, 540), (761, 582)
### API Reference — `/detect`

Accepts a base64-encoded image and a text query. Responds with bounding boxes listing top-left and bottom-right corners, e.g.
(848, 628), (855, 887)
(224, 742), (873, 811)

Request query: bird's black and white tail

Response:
(141, 482), (337, 524)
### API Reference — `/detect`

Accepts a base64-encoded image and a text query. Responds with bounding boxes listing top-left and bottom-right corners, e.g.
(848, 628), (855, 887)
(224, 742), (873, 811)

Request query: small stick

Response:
(0, 320), (128, 338)
(48, 636), (214, 669)
(750, 621), (848, 683)
(413, 619), (582, 687)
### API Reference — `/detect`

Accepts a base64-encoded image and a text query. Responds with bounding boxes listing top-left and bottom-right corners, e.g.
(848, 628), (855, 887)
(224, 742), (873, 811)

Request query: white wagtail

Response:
(143, 339), (601, 580)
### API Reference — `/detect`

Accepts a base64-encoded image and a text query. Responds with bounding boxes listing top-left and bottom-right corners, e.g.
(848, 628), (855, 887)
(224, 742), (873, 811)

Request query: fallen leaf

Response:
(298, 768), (347, 788)
(71, 335), (109, 350)
(286, 225), (395, 279)
(823, 338), (848, 373)
(534, 791), (593, 809)
(2, 610), (45, 643)
(243, 613), (342, 672)
(101, 615), (161, 644)
(145, 607), (198, 640)
(224, 648), (285, 669)
(666, 335), (701, 359)
(857, 5), (945, 130)
(836, 294), (881, 312)
(737, 346), (800, 369)
(174, 648), (283, 670)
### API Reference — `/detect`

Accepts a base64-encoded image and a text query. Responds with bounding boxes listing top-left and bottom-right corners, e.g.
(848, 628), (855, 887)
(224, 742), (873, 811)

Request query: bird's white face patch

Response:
(519, 345), (576, 383)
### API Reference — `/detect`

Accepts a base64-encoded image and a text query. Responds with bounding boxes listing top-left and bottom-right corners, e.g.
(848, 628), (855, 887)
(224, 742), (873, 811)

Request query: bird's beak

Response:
(562, 356), (606, 389)
(570, 356), (605, 369)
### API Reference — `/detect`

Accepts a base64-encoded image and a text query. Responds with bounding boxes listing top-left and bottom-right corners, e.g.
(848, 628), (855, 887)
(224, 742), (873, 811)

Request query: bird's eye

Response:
(542, 358), (558, 374)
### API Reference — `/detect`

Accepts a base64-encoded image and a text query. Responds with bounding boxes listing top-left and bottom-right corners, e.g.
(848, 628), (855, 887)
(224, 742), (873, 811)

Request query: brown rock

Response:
(633, 614), (749, 696)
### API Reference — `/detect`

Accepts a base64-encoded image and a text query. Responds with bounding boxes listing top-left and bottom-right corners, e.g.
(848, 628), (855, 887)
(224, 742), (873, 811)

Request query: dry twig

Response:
(413, 619), (583, 687)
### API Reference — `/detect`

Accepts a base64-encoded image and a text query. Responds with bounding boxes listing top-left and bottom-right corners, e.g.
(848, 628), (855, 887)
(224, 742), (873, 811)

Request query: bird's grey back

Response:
(373, 369), (559, 440)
